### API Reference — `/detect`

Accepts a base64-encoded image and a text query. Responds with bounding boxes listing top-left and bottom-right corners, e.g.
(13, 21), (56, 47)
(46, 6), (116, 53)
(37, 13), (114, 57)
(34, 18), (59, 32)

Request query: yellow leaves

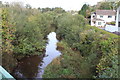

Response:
(0, 28), (2, 33)
(51, 58), (61, 65)
(1, 8), (15, 54)
(0, 8), (2, 13)
(28, 15), (37, 22)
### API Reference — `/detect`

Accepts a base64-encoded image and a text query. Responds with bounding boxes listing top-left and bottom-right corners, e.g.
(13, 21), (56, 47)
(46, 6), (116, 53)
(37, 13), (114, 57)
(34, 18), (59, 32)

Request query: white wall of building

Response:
(97, 15), (115, 22)
(116, 7), (120, 27)
(91, 14), (96, 26)
(105, 25), (118, 32)
(91, 13), (106, 27)
(91, 12), (116, 28)
(96, 21), (106, 27)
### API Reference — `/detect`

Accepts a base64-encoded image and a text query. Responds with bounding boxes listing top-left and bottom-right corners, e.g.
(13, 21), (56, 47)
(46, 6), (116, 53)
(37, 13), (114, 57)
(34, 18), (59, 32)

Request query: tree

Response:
(78, 4), (90, 18)
(25, 4), (32, 9)
(38, 7), (41, 11)
(0, 1), (3, 7)
(2, 8), (15, 54)
(41, 7), (51, 12)
(97, 2), (116, 10)
(52, 7), (65, 13)
(1, 8), (17, 73)
(116, 1), (120, 8)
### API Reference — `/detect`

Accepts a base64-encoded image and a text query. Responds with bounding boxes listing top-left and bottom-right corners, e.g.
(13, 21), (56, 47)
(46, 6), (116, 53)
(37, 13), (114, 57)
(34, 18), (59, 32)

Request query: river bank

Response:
(11, 32), (61, 79)
(43, 41), (98, 78)
(43, 25), (118, 78)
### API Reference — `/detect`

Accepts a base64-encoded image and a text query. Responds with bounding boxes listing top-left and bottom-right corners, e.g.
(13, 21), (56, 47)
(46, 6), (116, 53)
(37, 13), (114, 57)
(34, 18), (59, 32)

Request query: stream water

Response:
(12, 32), (61, 79)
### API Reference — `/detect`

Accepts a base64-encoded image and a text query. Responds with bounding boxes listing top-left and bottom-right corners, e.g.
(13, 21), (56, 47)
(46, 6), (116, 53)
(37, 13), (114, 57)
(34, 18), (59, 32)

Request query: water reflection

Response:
(12, 32), (61, 78)
(13, 56), (43, 78)
(37, 32), (61, 78)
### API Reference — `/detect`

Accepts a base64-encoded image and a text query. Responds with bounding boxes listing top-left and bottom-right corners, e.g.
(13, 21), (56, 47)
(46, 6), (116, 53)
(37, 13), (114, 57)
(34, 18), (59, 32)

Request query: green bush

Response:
(55, 13), (118, 78)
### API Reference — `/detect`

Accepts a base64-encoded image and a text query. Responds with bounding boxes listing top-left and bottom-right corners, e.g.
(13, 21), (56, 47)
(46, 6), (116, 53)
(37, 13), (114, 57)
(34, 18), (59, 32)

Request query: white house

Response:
(91, 10), (116, 28)
(116, 6), (120, 27)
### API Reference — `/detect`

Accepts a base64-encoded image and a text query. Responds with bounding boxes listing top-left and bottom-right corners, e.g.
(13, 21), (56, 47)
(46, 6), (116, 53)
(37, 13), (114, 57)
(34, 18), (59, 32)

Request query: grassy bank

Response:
(43, 31), (118, 78)
(43, 41), (99, 78)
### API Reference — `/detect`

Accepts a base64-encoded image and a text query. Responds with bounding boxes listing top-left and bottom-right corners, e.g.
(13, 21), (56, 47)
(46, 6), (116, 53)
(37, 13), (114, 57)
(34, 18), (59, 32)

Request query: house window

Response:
(119, 22), (120, 27)
(98, 22), (101, 25)
(108, 16), (112, 18)
(100, 15), (103, 18)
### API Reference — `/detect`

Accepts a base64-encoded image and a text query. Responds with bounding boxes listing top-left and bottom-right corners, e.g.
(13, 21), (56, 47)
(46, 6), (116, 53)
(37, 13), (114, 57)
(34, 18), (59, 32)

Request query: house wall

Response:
(91, 13), (106, 27)
(91, 12), (116, 27)
(96, 21), (106, 28)
(97, 15), (115, 23)
(91, 14), (96, 26)
(116, 7), (120, 27)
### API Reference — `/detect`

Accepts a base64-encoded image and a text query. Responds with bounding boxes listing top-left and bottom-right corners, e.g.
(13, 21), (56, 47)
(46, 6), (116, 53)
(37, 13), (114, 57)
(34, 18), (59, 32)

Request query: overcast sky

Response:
(1, 0), (103, 11)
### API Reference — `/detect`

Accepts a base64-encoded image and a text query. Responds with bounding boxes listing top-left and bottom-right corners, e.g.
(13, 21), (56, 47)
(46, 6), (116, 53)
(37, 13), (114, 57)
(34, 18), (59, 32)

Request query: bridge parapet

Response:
(0, 66), (15, 80)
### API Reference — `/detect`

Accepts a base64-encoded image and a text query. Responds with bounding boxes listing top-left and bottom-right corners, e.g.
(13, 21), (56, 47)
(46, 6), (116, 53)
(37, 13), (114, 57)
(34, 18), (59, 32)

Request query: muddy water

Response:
(12, 32), (61, 78)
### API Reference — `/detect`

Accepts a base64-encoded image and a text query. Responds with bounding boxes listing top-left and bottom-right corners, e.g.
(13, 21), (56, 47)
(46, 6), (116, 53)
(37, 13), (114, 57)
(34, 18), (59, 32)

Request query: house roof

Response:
(96, 10), (116, 15)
